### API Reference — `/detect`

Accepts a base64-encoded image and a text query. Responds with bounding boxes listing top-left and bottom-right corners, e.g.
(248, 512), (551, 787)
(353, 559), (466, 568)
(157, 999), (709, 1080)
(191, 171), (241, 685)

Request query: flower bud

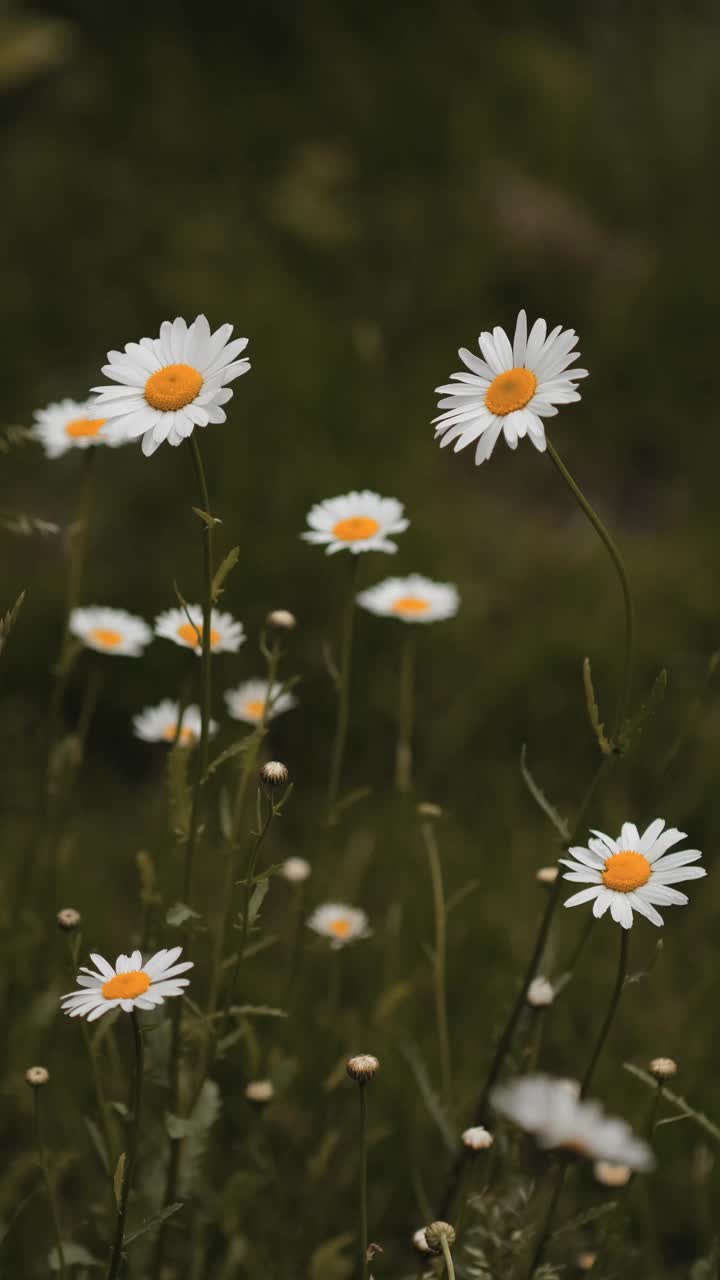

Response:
(424, 1221), (456, 1253)
(281, 856), (311, 883)
(593, 1160), (632, 1187)
(649, 1056), (677, 1080)
(416, 802), (443, 819)
(260, 761), (289, 788)
(412, 1228), (431, 1255)
(346, 1054), (379, 1083)
(535, 866), (559, 886)
(267, 609), (296, 631)
(462, 1125), (494, 1151)
(245, 1079), (274, 1107)
(56, 907), (81, 932)
(526, 976), (555, 1008)
(577, 1252), (597, 1271)
(25, 1066), (50, 1088)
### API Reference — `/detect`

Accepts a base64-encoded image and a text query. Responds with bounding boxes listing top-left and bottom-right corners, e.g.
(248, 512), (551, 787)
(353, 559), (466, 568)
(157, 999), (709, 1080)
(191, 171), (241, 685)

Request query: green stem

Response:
(395, 629), (416, 792)
(546, 438), (635, 734)
(359, 1083), (369, 1280)
(33, 1089), (67, 1280)
(580, 926), (629, 1097)
(108, 1012), (144, 1280)
(225, 791), (275, 1022)
(327, 556), (360, 821)
(420, 819), (452, 1109)
(439, 1233), (456, 1280)
(526, 1157), (568, 1278)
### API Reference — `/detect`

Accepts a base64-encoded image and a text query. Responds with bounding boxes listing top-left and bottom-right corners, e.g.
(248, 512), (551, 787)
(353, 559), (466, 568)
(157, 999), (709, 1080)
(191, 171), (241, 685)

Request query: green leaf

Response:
(84, 1116), (109, 1175)
(113, 1152), (125, 1208)
(167, 742), (191, 839)
(206, 733), (258, 780)
(398, 1041), (456, 1154)
(49, 1243), (102, 1269)
(166, 901), (201, 928)
(165, 1113), (194, 1140)
(226, 1004), (287, 1019)
(583, 656), (613, 755)
(308, 1232), (354, 1280)
(552, 1199), (618, 1237)
(191, 505), (222, 528)
(618, 668), (668, 752)
(624, 1063), (720, 1141)
(123, 1202), (184, 1247)
(0, 589), (26, 656)
(136, 850), (161, 907)
(247, 878), (269, 932)
(211, 545), (240, 602)
(179, 1080), (222, 1197)
(519, 744), (570, 841)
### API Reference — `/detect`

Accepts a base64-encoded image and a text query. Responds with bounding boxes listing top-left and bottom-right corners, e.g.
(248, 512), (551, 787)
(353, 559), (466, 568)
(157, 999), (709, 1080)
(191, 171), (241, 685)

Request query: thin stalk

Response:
(33, 1088), (67, 1280)
(224, 790), (275, 1022)
(51, 448), (97, 739)
(395, 629), (416, 792)
(420, 819), (452, 1108)
(546, 438), (635, 734)
(326, 556), (360, 821)
(358, 1083), (369, 1280)
(108, 1012), (144, 1280)
(81, 1021), (119, 1176)
(439, 1233), (456, 1280)
(580, 927), (629, 1097)
(526, 1157), (568, 1278)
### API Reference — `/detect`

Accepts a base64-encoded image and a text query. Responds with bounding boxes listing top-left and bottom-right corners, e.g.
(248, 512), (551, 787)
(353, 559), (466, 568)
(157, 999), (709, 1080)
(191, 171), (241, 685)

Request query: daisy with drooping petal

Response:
(69, 607), (152, 657)
(32, 398), (121, 459)
(306, 903), (371, 949)
(433, 309), (588, 465)
(92, 315), (250, 457)
(154, 605), (245, 656)
(301, 490), (409, 556)
(132, 700), (218, 745)
(357, 574), (459, 624)
(61, 947), (193, 1022)
(491, 1075), (653, 1171)
(561, 819), (706, 929)
(224, 678), (297, 725)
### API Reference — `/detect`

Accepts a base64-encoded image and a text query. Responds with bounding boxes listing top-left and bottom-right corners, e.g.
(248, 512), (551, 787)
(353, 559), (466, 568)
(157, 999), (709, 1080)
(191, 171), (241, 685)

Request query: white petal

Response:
(620, 823), (640, 850)
(593, 890), (613, 918)
(563, 885), (603, 909)
(610, 894), (633, 928)
(513, 310), (528, 365)
(627, 892), (664, 927)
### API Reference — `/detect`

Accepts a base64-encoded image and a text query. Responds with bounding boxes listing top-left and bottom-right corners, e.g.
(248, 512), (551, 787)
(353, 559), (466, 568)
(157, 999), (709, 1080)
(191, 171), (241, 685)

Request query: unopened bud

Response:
(281, 856), (311, 883)
(244, 1079), (274, 1107)
(462, 1125), (494, 1151)
(649, 1056), (677, 1080)
(260, 761), (289, 788)
(535, 866), (559, 886)
(416, 802), (442, 819)
(346, 1054), (379, 1083)
(412, 1228), (431, 1255)
(593, 1160), (632, 1187)
(267, 609), (296, 631)
(526, 977), (555, 1008)
(425, 1222), (456, 1253)
(56, 907), (81, 932)
(25, 1066), (50, 1088)
(577, 1252), (597, 1271)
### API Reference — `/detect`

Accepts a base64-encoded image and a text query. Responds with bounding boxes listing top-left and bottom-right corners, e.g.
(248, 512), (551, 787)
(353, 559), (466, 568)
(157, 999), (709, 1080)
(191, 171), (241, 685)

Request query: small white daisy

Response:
(306, 903), (371, 949)
(69, 606), (152, 657)
(561, 819), (706, 929)
(32, 398), (121, 459)
(224, 678), (297, 726)
(61, 947), (192, 1022)
(301, 490), (409, 556)
(356, 574), (459, 624)
(92, 315), (250, 457)
(154, 605), (245, 656)
(462, 1125), (494, 1151)
(433, 309), (588, 466)
(491, 1075), (653, 1171)
(132, 700), (217, 745)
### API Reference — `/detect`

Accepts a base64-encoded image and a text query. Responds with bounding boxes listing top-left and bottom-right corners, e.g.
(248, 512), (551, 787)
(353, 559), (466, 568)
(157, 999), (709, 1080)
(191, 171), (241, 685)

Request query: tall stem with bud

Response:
(327, 557), (360, 821)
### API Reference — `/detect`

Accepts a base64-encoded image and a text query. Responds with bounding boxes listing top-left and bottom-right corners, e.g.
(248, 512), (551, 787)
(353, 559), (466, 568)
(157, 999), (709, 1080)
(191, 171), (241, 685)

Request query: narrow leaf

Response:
(113, 1153), (125, 1208)
(123, 1202), (184, 1247)
(583, 656), (613, 755)
(167, 745), (191, 839)
(0, 589), (26, 656)
(247, 878), (269, 931)
(211, 545), (239, 602)
(166, 902), (201, 928)
(398, 1041), (456, 1154)
(49, 1243), (102, 1269)
(206, 734), (258, 779)
(520, 745), (570, 840)
(624, 1063), (720, 1141)
(619, 669), (668, 751)
(191, 506), (222, 528)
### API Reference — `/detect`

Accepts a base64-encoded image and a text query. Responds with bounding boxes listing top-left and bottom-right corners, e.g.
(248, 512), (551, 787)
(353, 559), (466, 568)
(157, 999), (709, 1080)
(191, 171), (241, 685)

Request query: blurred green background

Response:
(2, 1), (720, 1276)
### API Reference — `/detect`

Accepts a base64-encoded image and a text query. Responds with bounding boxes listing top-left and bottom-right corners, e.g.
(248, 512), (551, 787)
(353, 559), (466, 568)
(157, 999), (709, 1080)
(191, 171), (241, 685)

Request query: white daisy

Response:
(61, 947), (192, 1022)
(560, 818), (706, 930)
(32, 398), (121, 459)
(154, 605), (245, 656)
(301, 490), (409, 556)
(491, 1075), (653, 1171)
(433, 309), (588, 466)
(69, 606), (152, 657)
(306, 903), (371, 949)
(224, 678), (297, 726)
(356, 574), (459, 624)
(92, 314), (250, 457)
(132, 700), (217, 745)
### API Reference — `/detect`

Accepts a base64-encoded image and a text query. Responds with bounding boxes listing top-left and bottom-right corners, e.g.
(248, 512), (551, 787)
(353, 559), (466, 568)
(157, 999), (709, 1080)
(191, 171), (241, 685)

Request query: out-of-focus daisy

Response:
(92, 315), (250, 457)
(281, 856), (311, 883)
(433, 309), (588, 466)
(561, 819), (706, 929)
(306, 903), (370, 949)
(61, 947), (192, 1022)
(132, 700), (217, 745)
(301, 490), (408, 556)
(491, 1075), (653, 1171)
(69, 606), (152, 657)
(357, 574), (459, 624)
(154, 605), (245, 656)
(224, 678), (297, 726)
(32, 398), (120, 459)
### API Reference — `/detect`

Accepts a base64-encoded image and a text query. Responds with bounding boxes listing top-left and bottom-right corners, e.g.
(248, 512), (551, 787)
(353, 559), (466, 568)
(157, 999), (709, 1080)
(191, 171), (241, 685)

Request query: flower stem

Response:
(526, 1156), (568, 1278)
(327, 556), (360, 821)
(395, 629), (416, 792)
(439, 1233), (456, 1280)
(224, 789), (275, 1022)
(419, 818), (453, 1109)
(33, 1088), (67, 1280)
(108, 1012), (144, 1280)
(580, 926), (630, 1097)
(546, 438), (635, 734)
(358, 1082), (369, 1280)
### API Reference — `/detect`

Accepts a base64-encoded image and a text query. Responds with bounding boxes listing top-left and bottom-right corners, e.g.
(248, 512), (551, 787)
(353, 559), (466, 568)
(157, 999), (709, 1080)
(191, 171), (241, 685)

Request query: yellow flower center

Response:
(602, 850), (652, 893)
(145, 363), (204, 412)
(101, 970), (151, 1000)
(392, 596), (430, 615)
(485, 367), (537, 416)
(65, 416), (107, 438)
(244, 699), (266, 720)
(177, 622), (220, 649)
(90, 627), (123, 648)
(329, 917), (352, 938)
(332, 516), (380, 542)
(162, 724), (196, 744)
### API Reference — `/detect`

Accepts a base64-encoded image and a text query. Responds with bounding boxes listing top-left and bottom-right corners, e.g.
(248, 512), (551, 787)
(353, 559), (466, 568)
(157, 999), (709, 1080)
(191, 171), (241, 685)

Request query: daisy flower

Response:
(356, 574), (459, 624)
(154, 605), (245, 656)
(32, 398), (121, 459)
(491, 1075), (653, 1171)
(132, 700), (217, 745)
(69, 606), (152, 657)
(92, 314), (250, 457)
(433, 309), (588, 465)
(224, 678), (297, 726)
(61, 947), (192, 1022)
(561, 818), (706, 929)
(306, 903), (370, 949)
(301, 490), (409, 556)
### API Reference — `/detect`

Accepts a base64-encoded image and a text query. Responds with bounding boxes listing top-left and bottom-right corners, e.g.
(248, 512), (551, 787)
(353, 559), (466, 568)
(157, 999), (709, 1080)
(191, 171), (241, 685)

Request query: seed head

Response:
(56, 907), (81, 932)
(535, 866), (559, 886)
(649, 1056), (677, 1080)
(462, 1125), (494, 1151)
(281, 856), (311, 883)
(593, 1160), (632, 1187)
(416, 802), (443, 819)
(526, 976), (555, 1008)
(267, 609), (297, 631)
(25, 1066), (50, 1088)
(244, 1079), (274, 1107)
(424, 1222), (456, 1253)
(346, 1054), (379, 1083)
(260, 760), (289, 788)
